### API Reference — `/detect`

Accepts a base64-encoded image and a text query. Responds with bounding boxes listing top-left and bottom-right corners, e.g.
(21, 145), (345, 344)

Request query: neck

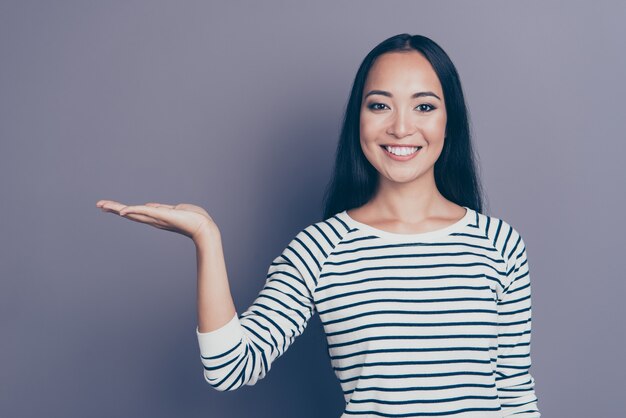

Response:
(368, 169), (451, 222)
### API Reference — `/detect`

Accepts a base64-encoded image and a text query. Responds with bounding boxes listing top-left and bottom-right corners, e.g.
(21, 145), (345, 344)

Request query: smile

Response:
(381, 145), (422, 161)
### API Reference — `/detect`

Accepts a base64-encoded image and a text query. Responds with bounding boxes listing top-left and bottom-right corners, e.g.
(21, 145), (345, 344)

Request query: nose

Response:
(386, 108), (417, 138)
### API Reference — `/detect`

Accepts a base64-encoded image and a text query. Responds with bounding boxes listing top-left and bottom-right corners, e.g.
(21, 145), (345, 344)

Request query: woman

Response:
(97, 33), (540, 417)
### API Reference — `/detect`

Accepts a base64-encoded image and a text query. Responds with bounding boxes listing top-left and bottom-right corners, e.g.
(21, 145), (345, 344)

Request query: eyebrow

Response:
(364, 89), (441, 101)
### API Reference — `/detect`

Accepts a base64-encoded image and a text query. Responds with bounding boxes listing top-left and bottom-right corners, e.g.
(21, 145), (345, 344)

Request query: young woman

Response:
(97, 33), (540, 417)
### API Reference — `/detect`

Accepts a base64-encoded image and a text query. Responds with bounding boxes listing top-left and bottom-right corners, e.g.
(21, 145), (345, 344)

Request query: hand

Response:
(96, 199), (217, 242)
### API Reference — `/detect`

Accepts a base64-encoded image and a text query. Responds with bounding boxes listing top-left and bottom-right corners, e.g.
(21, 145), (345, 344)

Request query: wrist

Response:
(193, 222), (221, 247)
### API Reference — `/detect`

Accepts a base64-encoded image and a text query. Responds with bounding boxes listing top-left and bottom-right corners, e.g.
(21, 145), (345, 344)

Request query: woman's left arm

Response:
(495, 234), (541, 417)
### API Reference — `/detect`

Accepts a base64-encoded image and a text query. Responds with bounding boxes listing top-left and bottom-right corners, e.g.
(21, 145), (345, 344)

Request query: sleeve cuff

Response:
(196, 312), (243, 357)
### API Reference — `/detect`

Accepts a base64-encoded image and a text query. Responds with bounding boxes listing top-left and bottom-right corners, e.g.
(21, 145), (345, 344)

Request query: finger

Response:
(100, 201), (128, 213)
(119, 205), (171, 219)
(121, 212), (167, 227)
(97, 199), (120, 208)
(145, 202), (176, 209)
(100, 205), (126, 215)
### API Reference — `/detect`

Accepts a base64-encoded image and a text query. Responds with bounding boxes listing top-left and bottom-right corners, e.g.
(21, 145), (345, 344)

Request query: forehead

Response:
(365, 51), (442, 94)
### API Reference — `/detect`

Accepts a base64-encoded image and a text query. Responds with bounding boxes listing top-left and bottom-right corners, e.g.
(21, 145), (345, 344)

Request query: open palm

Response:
(96, 199), (216, 242)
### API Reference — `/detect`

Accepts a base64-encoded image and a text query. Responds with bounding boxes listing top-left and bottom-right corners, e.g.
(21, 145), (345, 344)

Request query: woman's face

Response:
(360, 50), (447, 186)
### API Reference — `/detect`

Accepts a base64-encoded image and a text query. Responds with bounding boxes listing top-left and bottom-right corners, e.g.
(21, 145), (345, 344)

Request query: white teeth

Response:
(384, 146), (422, 156)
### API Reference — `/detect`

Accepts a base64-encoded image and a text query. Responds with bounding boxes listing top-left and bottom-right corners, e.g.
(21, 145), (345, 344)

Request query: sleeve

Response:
(194, 229), (320, 392)
(495, 231), (540, 416)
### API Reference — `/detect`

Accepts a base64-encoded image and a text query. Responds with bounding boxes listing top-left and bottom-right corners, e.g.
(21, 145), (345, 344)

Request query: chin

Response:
(381, 172), (424, 185)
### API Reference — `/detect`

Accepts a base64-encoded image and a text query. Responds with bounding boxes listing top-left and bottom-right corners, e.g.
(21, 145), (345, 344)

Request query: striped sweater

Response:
(196, 206), (540, 417)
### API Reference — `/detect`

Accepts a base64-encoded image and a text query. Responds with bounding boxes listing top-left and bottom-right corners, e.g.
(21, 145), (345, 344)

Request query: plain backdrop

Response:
(1, 1), (625, 417)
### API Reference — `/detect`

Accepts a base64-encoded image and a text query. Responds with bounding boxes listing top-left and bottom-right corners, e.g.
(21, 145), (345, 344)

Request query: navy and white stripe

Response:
(196, 206), (540, 417)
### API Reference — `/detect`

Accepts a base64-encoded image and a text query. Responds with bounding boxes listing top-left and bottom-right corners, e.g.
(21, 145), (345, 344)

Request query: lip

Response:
(380, 145), (422, 161)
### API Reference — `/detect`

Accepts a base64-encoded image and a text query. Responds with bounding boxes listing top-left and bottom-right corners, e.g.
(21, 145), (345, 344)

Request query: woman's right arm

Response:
(194, 225), (237, 333)
(195, 225), (324, 392)
(97, 199), (237, 333)
(97, 200), (322, 392)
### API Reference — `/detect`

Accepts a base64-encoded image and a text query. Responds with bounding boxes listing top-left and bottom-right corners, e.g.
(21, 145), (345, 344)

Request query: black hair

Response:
(321, 33), (486, 219)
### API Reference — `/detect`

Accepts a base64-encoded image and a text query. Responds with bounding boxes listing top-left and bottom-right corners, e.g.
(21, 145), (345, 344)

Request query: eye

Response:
(416, 103), (436, 112)
(367, 102), (389, 111)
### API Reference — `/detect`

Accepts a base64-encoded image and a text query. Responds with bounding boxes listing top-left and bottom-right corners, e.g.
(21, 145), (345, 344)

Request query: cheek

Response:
(360, 114), (382, 142)
(419, 115), (447, 144)
(434, 113), (447, 136)
(359, 120), (378, 161)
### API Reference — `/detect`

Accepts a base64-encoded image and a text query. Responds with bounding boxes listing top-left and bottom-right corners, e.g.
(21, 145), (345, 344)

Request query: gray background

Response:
(1, 1), (624, 417)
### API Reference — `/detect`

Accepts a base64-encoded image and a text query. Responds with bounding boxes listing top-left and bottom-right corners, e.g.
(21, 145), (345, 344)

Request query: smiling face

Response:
(360, 50), (447, 186)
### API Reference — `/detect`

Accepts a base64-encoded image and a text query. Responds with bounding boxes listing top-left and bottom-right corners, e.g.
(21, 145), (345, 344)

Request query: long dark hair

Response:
(321, 33), (486, 219)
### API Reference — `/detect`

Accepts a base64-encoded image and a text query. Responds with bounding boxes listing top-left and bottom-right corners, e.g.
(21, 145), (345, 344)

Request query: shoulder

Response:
(274, 212), (353, 288)
(478, 211), (527, 267)
(288, 212), (354, 260)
